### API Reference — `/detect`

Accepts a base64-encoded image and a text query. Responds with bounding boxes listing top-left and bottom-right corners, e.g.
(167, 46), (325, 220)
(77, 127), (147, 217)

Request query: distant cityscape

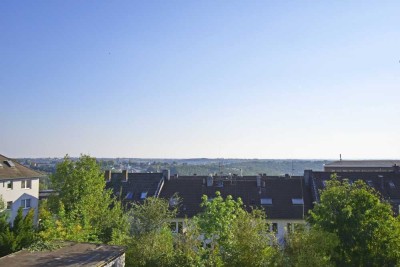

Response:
(18, 157), (327, 177)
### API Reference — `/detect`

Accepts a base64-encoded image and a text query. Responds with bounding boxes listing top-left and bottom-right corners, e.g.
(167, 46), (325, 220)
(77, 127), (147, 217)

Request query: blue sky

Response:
(1, 1), (399, 159)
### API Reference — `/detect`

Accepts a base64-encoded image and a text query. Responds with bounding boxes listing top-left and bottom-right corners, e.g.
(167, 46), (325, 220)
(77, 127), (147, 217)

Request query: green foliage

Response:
(223, 209), (279, 267)
(309, 176), (400, 266)
(125, 197), (176, 267)
(282, 228), (339, 267)
(128, 197), (177, 236)
(195, 192), (244, 244)
(41, 154), (129, 244)
(0, 195), (4, 211)
(126, 228), (175, 267)
(194, 192), (278, 267)
(0, 207), (37, 257)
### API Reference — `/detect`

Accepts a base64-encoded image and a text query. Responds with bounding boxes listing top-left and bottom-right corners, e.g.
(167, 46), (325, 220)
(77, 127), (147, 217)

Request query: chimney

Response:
(304, 170), (312, 186)
(207, 175), (213, 187)
(162, 169), (170, 181)
(256, 175), (261, 187)
(122, 170), (128, 182)
(393, 164), (399, 174)
(105, 170), (111, 182)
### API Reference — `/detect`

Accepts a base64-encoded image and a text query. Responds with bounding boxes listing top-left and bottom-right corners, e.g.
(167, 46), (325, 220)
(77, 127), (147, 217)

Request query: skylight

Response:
(126, 192), (133, 199)
(260, 198), (273, 205)
(292, 198), (304, 205)
(215, 180), (223, 188)
(140, 192), (148, 199)
(4, 160), (15, 168)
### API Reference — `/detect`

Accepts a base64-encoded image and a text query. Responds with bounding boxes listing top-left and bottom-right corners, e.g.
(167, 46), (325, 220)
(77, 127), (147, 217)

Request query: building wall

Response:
(0, 178), (40, 224)
(170, 218), (306, 244)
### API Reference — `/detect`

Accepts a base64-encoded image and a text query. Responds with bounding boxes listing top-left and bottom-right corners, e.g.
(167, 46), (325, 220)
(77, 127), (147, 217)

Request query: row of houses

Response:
(105, 161), (400, 241)
(1, 153), (400, 242)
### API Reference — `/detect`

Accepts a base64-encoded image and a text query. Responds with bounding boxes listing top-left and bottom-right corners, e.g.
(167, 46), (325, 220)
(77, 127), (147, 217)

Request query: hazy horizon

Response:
(2, 1), (399, 159)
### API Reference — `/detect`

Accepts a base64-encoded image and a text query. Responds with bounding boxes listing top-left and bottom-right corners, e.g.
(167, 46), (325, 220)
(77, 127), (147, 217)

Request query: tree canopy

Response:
(40, 155), (129, 244)
(309, 176), (400, 266)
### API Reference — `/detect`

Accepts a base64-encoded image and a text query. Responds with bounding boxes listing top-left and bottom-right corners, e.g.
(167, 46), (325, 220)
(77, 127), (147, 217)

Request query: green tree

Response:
(194, 192), (278, 266)
(309, 176), (400, 266)
(223, 209), (278, 267)
(128, 197), (177, 236)
(41, 155), (129, 244)
(0, 207), (37, 257)
(125, 197), (176, 267)
(281, 228), (338, 267)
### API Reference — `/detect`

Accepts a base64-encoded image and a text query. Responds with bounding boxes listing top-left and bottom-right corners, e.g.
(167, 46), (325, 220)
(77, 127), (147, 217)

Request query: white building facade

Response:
(0, 155), (43, 224)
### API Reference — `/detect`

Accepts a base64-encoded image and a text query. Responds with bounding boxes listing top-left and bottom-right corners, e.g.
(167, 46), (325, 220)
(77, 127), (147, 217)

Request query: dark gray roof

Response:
(310, 171), (400, 214)
(159, 175), (312, 220)
(0, 242), (124, 267)
(105, 172), (164, 205)
(325, 160), (400, 168)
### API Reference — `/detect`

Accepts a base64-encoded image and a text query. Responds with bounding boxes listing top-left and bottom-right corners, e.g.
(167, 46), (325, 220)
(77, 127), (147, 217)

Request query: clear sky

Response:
(1, 1), (399, 159)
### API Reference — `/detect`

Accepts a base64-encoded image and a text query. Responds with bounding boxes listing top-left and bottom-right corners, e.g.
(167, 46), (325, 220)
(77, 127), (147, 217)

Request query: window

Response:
(215, 180), (223, 188)
(126, 192), (133, 199)
(6, 201), (12, 210)
(389, 181), (396, 189)
(6, 181), (13, 190)
(367, 180), (374, 187)
(21, 180), (32, 189)
(21, 199), (31, 209)
(177, 222), (183, 233)
(292, 198), (304, 205)
(260, 198), (273, 205)
(140, 192), (147, 199)
(268, 223), (278, 233)
(322, 180), (327, 188)
(170, 222), (177, 232)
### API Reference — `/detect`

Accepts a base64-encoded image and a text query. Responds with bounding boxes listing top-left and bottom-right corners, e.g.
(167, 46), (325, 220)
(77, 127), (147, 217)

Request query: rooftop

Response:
(325, 160), (400, 168)
(0, 154), (45, 180)
(159, 175), (312, 220)
(0, 242), (125, 267)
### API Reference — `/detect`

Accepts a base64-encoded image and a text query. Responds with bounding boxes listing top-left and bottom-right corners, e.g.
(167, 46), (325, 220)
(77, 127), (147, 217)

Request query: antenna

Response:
(291, 160), (294, 176)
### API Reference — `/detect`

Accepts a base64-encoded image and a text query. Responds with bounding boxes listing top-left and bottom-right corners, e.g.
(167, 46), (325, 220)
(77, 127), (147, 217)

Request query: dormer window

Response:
(215, 180), (223, 188)
(140, 192), (148, 199)
(292, 198), (304, 205)
(260, 198), (272, 205)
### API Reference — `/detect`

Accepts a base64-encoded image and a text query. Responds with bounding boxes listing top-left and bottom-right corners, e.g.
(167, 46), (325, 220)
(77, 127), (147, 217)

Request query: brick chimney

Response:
(122, 170), (128, 182)
(162, 169), (170, 181)
(207, 175), (213, 187)
(104, 170), (111, 182)
(256, 175), (261, 187)
(393, 164), (399, 174)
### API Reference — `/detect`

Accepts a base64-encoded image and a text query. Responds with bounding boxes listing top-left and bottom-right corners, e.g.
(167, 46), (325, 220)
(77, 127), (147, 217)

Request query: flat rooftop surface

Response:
(0, 242), (124, 267)
(325, 160), (400, 168)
